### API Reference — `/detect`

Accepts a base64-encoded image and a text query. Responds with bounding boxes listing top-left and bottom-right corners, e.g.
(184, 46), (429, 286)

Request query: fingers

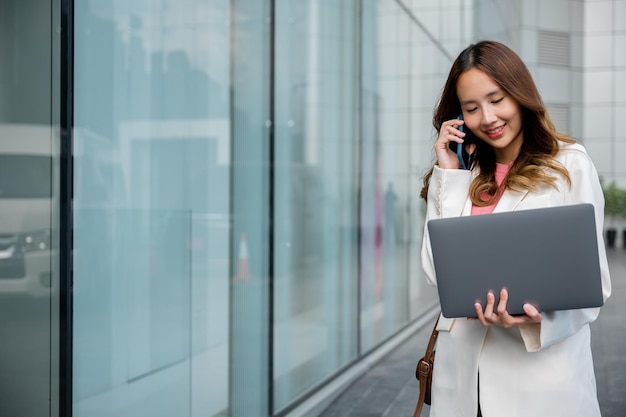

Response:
(474, 289), (542, 328)
(496, 288), (509, 315)
(483, 291), (496, 321)
(474, 292), (495, 327)
(523, 303), (543, 323)
(495, 289), (518, 328)
(435, 118), (466, 169)
(437, 119), (465, 147)
(474, 302), (489, 326)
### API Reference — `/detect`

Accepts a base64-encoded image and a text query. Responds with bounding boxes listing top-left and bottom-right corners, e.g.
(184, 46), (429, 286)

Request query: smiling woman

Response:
(419, 40), (611, 417)
(456, 68), (524, 164)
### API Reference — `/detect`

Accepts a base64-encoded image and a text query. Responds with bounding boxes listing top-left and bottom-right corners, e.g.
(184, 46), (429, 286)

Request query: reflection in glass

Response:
(73, 1), (231, 416)
(360, 0), (454, 351)
(0, 124), (58, 416)
(273, 1), (359, 410)
(0, 1), (58, 416)
(0, 155), (51, 198)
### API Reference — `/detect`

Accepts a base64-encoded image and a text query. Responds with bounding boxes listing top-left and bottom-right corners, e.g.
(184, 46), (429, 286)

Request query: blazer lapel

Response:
(461, 170), (531, 215)
(492, 188), (529, 213)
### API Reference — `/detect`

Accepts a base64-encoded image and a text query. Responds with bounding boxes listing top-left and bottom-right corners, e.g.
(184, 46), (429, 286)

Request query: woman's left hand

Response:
(474, 288), (542, 328)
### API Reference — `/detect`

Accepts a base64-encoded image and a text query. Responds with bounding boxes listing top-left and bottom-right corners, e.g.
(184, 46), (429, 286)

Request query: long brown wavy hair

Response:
(420, 40), (574, 205)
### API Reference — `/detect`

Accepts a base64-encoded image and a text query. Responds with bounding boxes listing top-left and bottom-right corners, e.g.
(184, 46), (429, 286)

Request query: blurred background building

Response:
(0, 0), (624, 416)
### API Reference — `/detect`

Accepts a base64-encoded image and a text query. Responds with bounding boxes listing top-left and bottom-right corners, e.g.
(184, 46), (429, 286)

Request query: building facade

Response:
(0, 0), (623, 416)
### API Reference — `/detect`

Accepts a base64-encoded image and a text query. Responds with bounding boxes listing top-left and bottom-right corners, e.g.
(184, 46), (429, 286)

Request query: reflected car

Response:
(0, 124), (58, 297)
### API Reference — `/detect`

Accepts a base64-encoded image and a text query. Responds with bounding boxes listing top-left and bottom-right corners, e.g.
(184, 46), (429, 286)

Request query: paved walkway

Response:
(320, 249), (626, 417)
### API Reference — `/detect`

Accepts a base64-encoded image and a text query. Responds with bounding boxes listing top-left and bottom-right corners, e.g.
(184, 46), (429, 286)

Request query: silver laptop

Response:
(427, 203), (604, 318)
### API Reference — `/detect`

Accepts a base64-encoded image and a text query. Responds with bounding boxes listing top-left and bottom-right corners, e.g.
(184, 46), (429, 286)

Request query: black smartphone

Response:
(449, 113), (471, 169)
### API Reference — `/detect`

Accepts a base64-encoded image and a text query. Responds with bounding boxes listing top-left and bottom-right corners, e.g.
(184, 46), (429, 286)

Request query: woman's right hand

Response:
(434, 117), (467, 169)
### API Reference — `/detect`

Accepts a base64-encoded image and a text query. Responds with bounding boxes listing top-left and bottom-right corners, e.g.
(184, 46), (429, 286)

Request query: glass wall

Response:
(69, 0), (483, 416)
(359, 0), (455, 352)
(73, 1), (232, 416)
(273, 1), (360, 410)
(0, 0), (60, 416)
(230, 1), (271, 416)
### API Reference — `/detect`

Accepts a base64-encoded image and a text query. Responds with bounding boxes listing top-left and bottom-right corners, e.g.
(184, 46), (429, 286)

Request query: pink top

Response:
(471, 163), (513, 216)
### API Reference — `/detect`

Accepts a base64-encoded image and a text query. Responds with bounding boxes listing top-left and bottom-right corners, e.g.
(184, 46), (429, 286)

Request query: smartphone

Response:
(449, 113), (471, 169)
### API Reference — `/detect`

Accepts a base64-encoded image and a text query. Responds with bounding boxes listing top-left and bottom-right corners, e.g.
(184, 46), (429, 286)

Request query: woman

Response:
(420, 40), (611, 417)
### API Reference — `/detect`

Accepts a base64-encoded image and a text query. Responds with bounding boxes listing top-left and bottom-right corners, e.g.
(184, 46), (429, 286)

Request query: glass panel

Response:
(272, 0), (359, 410)
(405, 0), (470, 54)
(73, 1), (231, 416)
(361, 0), (411, 351)
(229, 1), (272, 416)
(407, 38), (449, 319)
(361, 0), (453, 350)
(0, 0), (59, 415)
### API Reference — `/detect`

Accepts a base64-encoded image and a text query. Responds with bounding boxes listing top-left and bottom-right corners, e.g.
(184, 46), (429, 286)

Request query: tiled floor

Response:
(320, 249), (626, 417)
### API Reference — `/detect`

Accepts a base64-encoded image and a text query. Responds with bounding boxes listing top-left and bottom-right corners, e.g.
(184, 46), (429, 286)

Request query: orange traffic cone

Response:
(235, 233), (250, 281)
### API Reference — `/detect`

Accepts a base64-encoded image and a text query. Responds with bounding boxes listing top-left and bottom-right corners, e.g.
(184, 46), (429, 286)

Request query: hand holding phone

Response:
(456, 114), (467, 169)
(450, 113), (473, 169)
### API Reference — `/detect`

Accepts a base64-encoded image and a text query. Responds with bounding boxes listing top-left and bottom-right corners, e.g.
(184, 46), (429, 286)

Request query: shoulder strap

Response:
(413, 316), (440, 417)
(423, 316), (440, 361)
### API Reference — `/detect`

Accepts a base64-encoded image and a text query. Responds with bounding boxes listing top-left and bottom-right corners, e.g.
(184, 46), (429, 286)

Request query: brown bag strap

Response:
(423, 316), (439, 362)
(412, 315), (440, 417)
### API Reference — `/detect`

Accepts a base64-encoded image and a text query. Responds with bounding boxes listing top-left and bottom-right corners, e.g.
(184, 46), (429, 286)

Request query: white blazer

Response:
(421, 143), (611, 417)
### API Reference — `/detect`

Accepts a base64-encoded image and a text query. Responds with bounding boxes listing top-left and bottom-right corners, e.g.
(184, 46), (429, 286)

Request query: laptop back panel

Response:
(427, 204), (603, 318)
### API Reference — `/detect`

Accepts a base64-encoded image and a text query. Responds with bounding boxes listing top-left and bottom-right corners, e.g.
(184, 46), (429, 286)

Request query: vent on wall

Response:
(539, 31), (570, 67)
(547, 103), (570, 133)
